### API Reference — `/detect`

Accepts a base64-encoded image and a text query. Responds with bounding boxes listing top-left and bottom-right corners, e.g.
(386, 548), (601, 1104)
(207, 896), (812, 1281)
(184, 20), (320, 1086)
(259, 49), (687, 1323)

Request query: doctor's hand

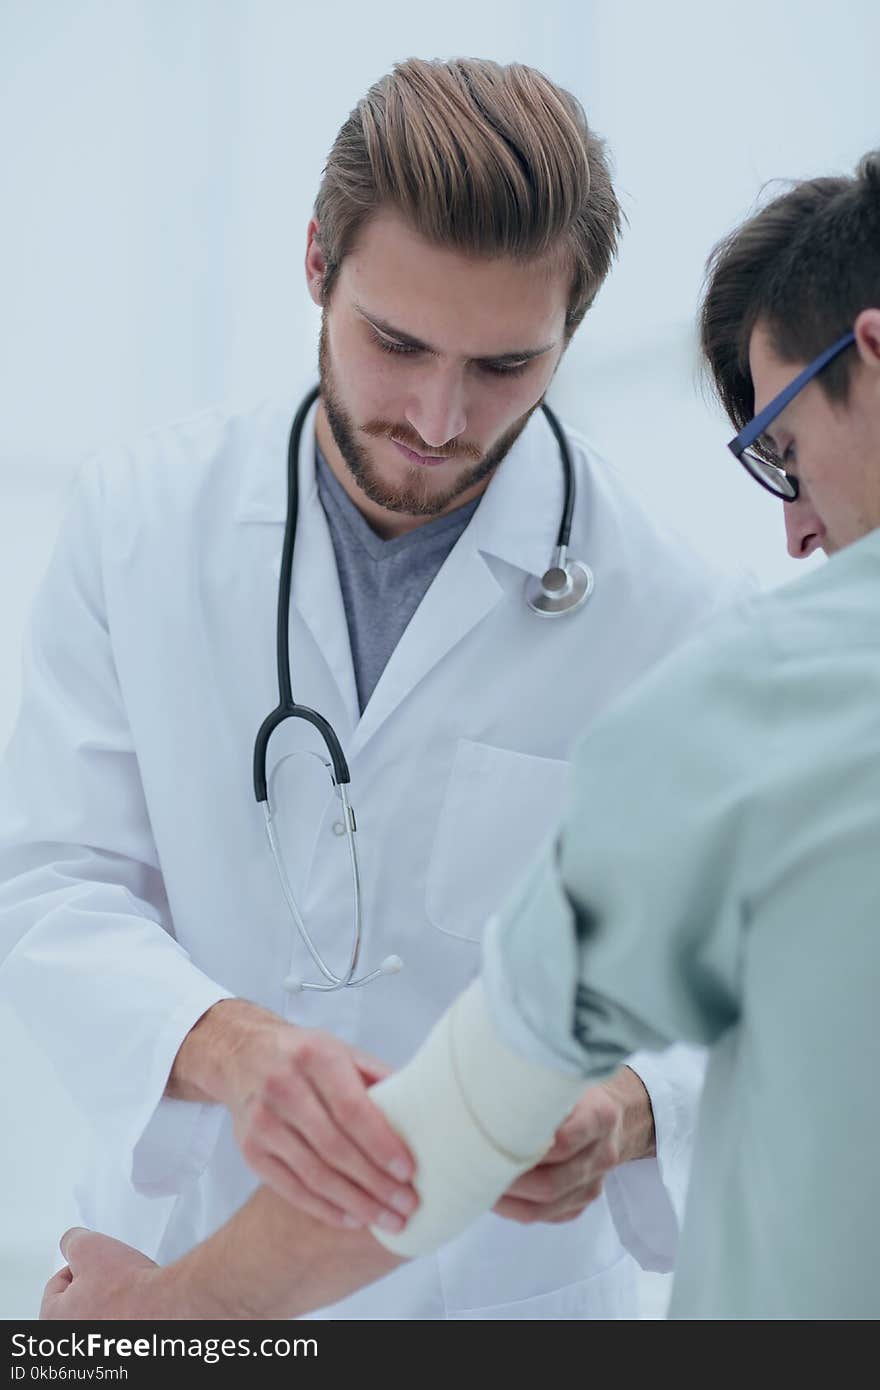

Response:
(493, 1066), (656, 1225)
(169, 999), (418, 1236)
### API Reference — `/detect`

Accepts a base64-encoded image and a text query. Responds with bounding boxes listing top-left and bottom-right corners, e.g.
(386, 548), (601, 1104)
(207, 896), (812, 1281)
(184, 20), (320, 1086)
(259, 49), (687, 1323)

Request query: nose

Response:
(783, 492), (827, 559)
(405, 368), (467, 451)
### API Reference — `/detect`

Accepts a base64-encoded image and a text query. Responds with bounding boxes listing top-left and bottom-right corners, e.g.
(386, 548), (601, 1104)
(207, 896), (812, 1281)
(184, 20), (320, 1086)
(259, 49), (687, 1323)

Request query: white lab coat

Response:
(0, 395), (741, 1319)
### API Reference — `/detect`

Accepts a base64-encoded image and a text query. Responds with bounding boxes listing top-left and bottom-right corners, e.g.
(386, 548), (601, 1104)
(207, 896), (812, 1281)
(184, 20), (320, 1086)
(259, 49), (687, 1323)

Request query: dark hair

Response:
(314, 57), (622, 337)
(700, 151), (880, 432)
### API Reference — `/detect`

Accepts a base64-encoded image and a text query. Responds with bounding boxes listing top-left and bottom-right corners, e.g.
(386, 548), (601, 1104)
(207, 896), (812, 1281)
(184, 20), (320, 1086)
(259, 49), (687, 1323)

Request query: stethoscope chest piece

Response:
(525, 555), (594, 617)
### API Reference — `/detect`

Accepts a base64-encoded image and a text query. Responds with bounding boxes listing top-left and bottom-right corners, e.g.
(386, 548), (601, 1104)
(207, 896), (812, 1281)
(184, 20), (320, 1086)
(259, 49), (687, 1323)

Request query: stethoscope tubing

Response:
(254, 387), (574, 800)
(253, 387), (579, 991)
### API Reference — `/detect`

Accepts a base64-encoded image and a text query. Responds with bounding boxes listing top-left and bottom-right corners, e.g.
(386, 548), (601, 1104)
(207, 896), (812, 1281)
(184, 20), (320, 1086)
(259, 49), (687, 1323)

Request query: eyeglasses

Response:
(727, 330), (856, 500)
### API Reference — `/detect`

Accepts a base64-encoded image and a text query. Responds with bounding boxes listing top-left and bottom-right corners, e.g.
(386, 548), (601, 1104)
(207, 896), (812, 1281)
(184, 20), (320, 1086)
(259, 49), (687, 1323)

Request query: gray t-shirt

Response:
(316, 445), (480, 711)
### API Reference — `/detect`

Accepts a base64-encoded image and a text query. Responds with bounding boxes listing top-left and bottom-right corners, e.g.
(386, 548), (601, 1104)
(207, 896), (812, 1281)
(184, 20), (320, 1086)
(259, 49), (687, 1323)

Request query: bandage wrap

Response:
(369, 978), (586, 1257)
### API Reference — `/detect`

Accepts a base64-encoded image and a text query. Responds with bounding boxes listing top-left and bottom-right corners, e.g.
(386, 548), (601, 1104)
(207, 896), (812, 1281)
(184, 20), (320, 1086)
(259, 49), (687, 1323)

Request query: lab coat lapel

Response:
(347, 540), (503, 756)
(348, 408), (563, 757)
(288, 427), (360, 729)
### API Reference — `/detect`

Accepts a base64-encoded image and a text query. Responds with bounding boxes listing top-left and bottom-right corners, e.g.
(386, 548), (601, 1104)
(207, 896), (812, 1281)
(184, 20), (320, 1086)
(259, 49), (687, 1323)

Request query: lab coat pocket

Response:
(425, 739), (570, 942)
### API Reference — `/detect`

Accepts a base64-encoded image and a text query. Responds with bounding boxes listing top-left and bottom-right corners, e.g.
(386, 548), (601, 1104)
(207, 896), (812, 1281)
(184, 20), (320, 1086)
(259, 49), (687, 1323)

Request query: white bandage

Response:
(369, 977), (586, 1257)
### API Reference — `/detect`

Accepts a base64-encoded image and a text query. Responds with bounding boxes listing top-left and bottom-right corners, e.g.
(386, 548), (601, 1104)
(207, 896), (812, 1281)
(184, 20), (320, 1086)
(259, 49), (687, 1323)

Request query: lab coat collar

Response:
(464, 403), (566, 580)
(233, 391), (565, 576)
(349, 406), (566, 756)
(234, 393), (568, 754)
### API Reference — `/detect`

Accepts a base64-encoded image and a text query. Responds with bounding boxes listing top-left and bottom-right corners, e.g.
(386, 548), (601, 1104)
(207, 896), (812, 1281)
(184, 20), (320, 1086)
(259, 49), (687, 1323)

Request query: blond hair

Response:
(314, 58), (621, 335)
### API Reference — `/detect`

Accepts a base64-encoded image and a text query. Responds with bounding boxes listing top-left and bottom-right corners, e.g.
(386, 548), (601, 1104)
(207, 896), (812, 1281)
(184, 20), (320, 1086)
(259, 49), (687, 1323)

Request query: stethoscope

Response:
(253, 384), (593, 992)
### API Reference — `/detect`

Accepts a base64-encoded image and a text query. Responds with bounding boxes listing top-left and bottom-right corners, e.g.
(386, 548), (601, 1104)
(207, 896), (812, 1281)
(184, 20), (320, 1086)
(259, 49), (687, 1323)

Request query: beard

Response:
(317, 316), (542, 519)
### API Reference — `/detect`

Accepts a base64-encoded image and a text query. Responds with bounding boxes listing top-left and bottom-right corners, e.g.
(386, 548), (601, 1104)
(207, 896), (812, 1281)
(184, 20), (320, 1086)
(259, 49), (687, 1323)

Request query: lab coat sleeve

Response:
(602, 1044), (706, 1271)
(0, 460), (234, 1196)
(482, 606), (765, 1259)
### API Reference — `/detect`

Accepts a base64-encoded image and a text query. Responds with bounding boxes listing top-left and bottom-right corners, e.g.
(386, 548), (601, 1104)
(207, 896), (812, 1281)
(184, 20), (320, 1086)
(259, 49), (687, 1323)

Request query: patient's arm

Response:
(42, 1189), (402, 1321)
(43, 978), (586, 1320)
(173, 1185), (402, 1318)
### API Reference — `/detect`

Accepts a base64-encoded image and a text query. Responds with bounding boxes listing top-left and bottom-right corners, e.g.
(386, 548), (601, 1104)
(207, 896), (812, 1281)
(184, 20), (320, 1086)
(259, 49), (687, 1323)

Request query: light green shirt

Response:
(484, 526), (880, 1319)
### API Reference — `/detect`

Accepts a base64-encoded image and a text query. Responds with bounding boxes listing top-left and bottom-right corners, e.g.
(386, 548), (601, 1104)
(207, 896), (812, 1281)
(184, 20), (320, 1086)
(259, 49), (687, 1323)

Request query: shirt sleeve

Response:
(0, 459), (233, 1196)
(482, 605), (768, 1247)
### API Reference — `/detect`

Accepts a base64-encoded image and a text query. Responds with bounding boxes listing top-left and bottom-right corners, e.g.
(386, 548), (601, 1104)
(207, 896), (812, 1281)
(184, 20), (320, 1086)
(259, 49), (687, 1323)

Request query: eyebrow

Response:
(355, 306), (556, 366)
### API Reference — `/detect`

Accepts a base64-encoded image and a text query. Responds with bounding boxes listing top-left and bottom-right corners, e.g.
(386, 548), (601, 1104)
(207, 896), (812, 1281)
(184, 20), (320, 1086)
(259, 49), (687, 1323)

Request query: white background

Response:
(1, 0), (877, 1319)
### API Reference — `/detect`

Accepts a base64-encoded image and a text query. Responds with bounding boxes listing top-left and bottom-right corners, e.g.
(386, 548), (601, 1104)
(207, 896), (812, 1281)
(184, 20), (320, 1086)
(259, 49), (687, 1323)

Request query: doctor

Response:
(0, 57), (743, 1320)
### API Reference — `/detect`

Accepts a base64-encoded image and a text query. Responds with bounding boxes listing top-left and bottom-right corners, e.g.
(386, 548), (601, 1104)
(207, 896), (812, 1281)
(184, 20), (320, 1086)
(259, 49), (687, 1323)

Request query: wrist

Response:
(174, 1194), (300, 1320)
(168, 998), (286, 1108)
(161, 1245), (264, 1317)
(603, 1066), (657, 1164)
(159, 1248), (253, 1321)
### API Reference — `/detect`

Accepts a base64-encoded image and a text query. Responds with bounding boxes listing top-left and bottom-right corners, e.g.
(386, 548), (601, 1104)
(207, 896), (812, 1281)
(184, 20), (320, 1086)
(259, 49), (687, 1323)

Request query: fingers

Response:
(241, 1047), (418, 1228)
(59, 1227), (90, 1267)
(497, 1128), (618, 1229)
(245, 1106), (414, 1233)
(260, 1044), (416, 1202)
(504, 1137), (619, 1204)
(257, 1154), (363, 1230)
(493, 1178), (604, 1225)
(40, 1264), (73, 1319)
(233, 1027), (418, 1231)
(542, 1095), (618, 1165)
(273, 1087), (415, 1208)
(59, 1226), (158, 1273)
(352, 1050), (393, 1085)
(540, 1127), (583, 1165)
(533, 1081), (624, 1170)
(302, 1041), (414, 1181)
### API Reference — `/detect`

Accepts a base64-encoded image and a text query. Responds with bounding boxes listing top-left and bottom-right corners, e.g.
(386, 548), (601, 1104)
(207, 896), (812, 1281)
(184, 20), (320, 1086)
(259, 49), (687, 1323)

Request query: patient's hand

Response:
(40, 1198), (401, 1323)
(41, 1230), (166, 1321)
(39, 1229), (230, 1322)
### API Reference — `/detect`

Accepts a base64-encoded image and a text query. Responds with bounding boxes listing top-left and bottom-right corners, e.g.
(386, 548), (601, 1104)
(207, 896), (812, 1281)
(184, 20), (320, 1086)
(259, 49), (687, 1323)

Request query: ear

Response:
(853, 307), (880, 370)
(305, 218), (328, 308)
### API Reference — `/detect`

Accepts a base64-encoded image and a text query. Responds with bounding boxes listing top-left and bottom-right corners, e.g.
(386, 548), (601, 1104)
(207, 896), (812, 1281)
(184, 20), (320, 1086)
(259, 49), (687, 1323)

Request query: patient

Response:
(43, 151), (880, 1321)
